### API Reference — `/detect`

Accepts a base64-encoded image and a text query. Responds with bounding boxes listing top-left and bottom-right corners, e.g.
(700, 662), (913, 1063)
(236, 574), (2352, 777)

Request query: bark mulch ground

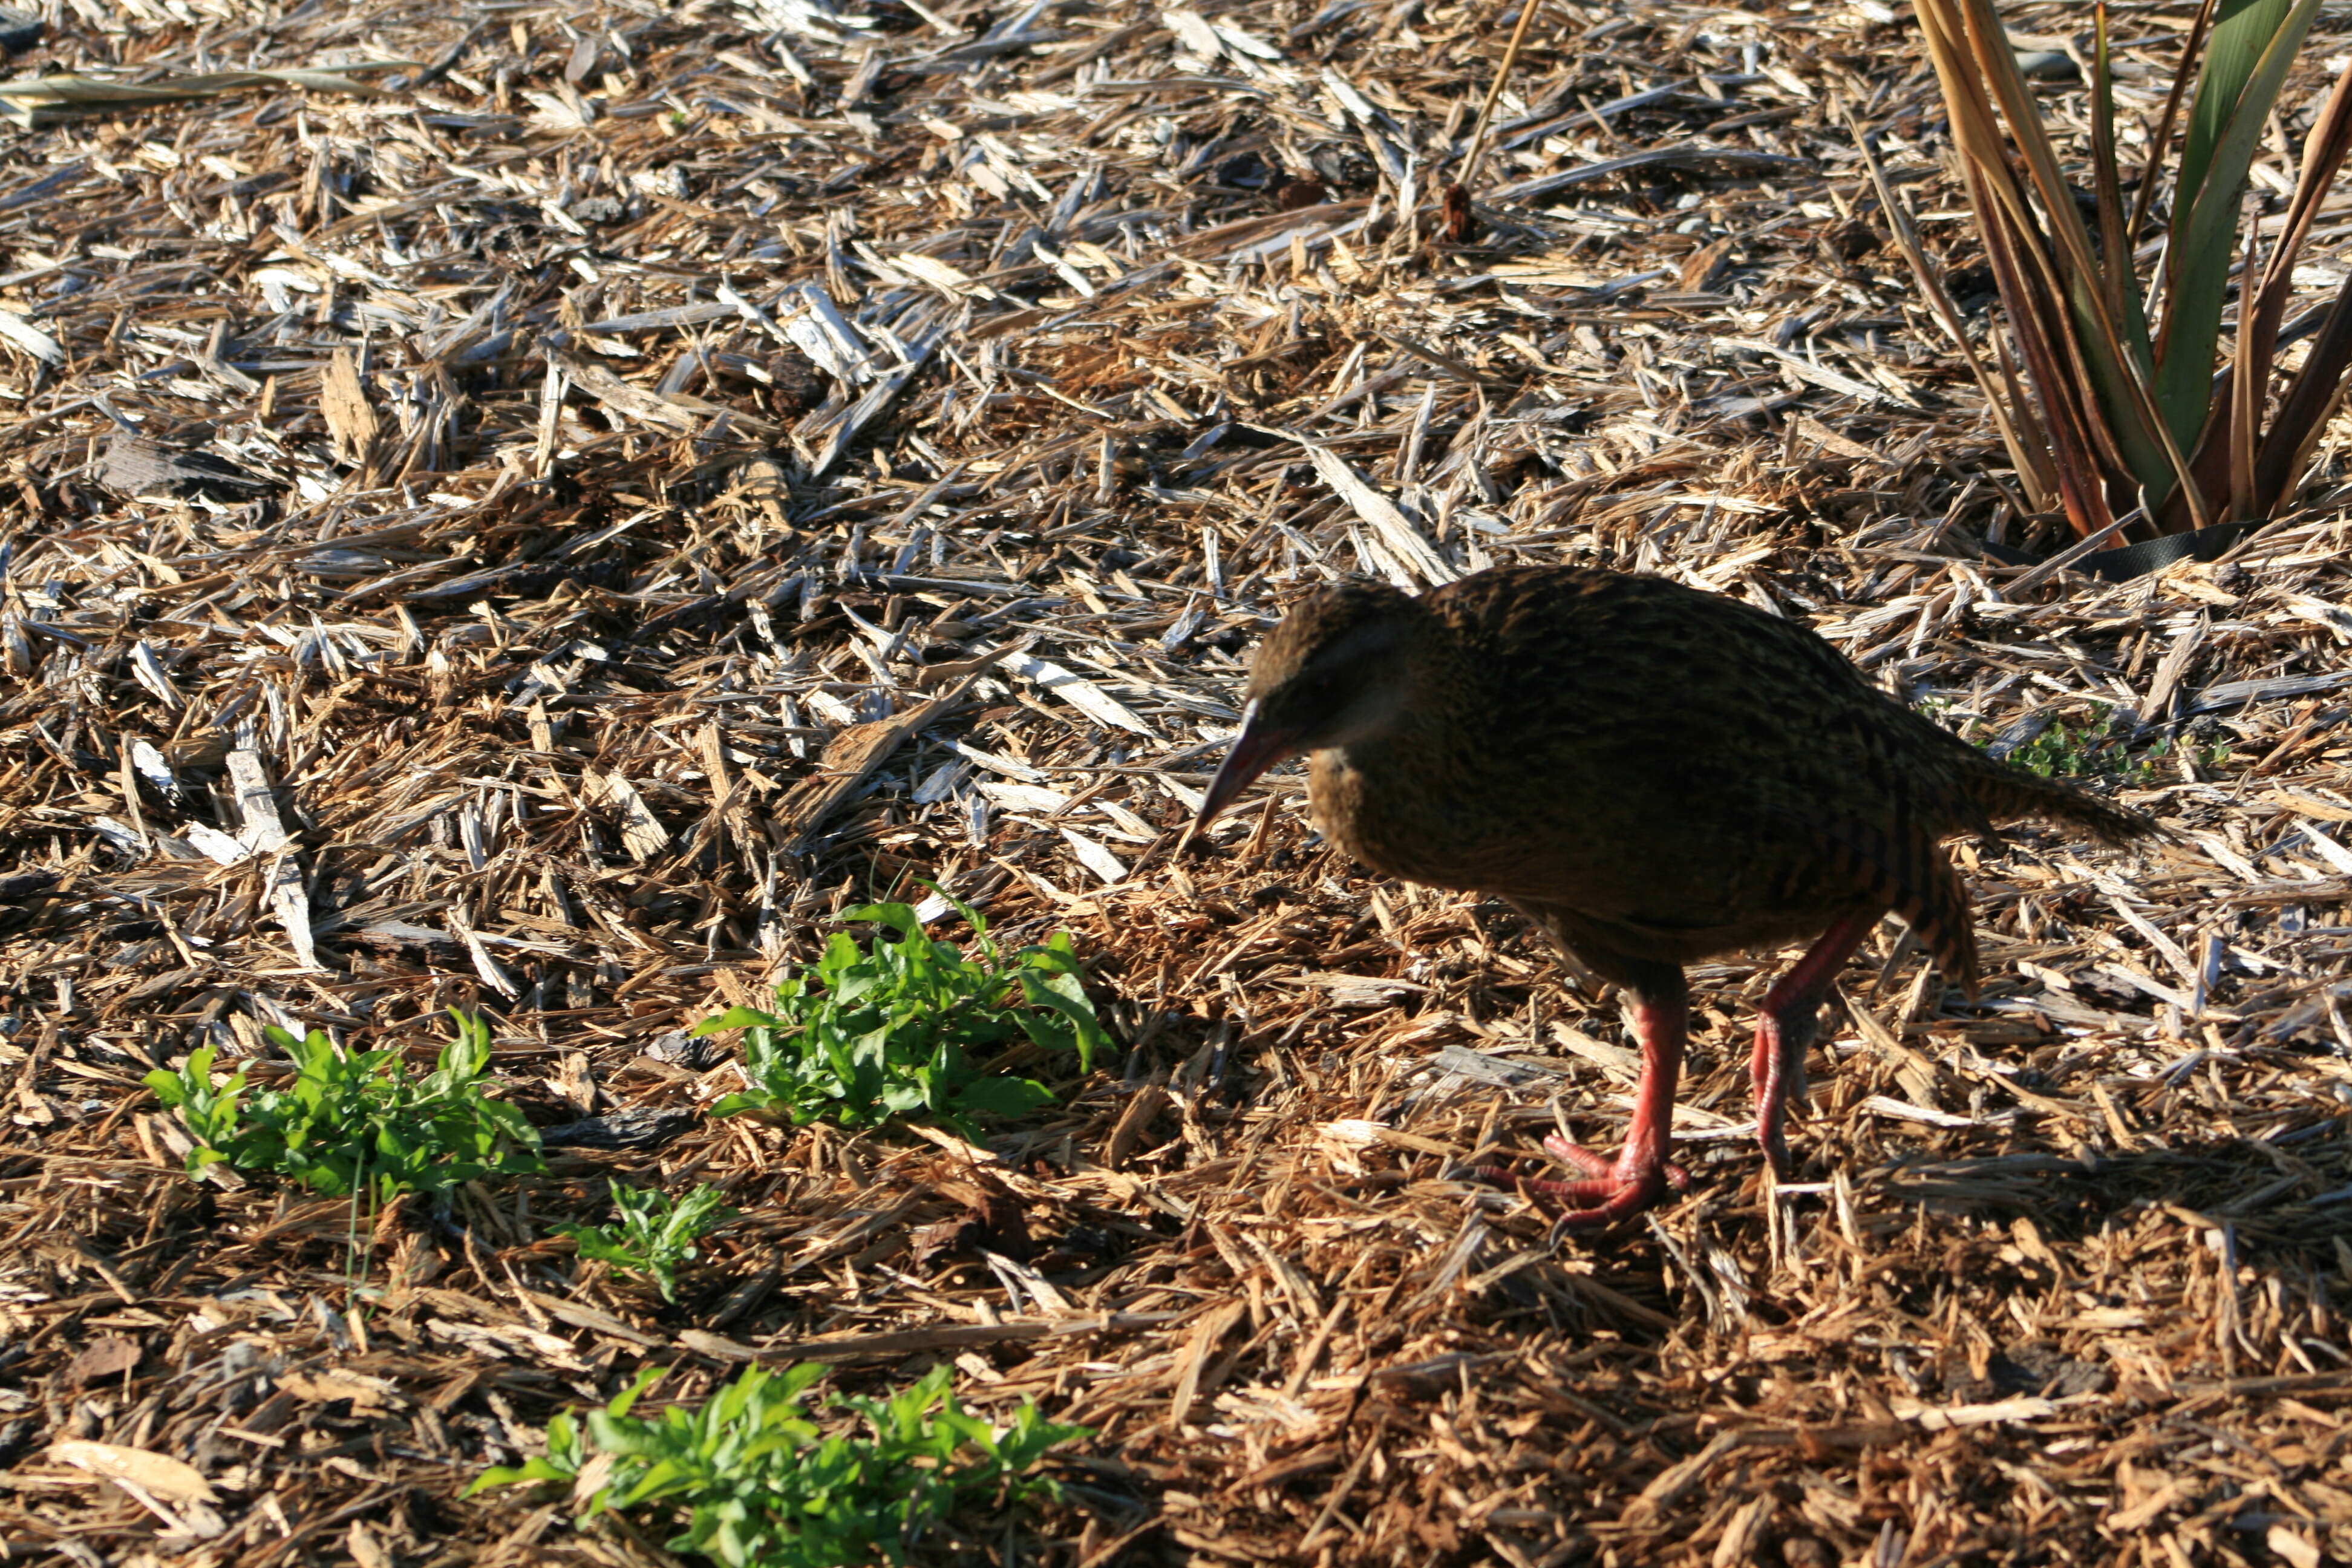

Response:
(2, 0), (2350, 1563)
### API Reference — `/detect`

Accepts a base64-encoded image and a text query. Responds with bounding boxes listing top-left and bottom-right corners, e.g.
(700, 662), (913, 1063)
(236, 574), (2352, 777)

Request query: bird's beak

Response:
(1183, 701), (1298, 848)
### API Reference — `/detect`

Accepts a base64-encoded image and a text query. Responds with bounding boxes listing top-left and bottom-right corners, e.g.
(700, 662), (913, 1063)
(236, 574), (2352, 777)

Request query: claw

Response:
(1538, 1132), (1688, 1191)
(1471, 1133), (1688, 1230)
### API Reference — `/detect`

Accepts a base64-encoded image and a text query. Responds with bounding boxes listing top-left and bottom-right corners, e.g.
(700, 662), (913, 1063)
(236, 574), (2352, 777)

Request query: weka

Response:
(1187, 565), (2157, 1227)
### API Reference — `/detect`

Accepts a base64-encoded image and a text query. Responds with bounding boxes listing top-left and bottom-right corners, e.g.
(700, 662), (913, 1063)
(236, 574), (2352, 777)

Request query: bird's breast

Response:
(1305, 744), (1500, 893)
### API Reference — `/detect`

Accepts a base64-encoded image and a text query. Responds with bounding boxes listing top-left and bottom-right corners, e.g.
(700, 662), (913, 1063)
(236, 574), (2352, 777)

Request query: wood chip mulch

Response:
(2, 0), (2350, 1564)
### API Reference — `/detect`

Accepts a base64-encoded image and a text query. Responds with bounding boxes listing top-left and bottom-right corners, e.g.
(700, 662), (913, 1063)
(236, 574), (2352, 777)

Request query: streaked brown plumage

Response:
(1188, 565), (2157, 1227)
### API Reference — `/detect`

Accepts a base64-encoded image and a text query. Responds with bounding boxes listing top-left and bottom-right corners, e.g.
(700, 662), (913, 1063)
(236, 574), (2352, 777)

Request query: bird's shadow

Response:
(1861, 1133), (2351, 1257)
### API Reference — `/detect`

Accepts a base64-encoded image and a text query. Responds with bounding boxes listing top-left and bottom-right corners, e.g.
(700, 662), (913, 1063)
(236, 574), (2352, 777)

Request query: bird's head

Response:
(1186, 580), (1429, 842)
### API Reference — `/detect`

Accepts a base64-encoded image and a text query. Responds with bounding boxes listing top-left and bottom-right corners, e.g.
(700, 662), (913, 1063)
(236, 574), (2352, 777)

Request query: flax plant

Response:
(1895, 0), (2352, 541)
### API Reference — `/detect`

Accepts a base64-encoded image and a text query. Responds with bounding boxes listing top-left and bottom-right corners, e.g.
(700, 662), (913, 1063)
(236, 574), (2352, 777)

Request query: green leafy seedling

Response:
(145, 1010), (544, 1200)
(469, 1362), (1088, 1568)
(1969, 702), (2189, 786)
(558, 1183), (737, 1303)
(145, 1044), (251, 1177)
(2007, 715), (2117, 779)
(694, 886), (1110, 1134)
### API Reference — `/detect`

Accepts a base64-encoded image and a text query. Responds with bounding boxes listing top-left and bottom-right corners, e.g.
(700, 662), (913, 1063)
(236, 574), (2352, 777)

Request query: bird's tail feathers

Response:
(1961, 761), (2160, 846)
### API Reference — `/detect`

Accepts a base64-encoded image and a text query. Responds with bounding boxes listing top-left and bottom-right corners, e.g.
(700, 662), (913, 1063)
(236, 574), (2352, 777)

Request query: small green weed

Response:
(557, 1183), (737, 1302)
(145, 1010), (544, 1200)
(2005, 713), (2127, 779)
(1959, 703), (2194, 785)
(468, 1362), (1088, 1568)
(2145, 731), (2239, 774)
(696, 890), (1109, 1132)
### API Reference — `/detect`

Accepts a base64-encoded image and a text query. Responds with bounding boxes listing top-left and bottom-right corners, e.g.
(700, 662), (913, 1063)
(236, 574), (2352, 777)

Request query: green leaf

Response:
(840, 901), (922, 938)
(607, 1365), (665, 1419)
(690, 1005), (783, 1037)
(1016, 970), (1108, 1071)
(919, 878), (990, 936)
(708, 1090), (780, 1120)
(561, 1227), (641, 1267)
(2155, 0), (2326, 455)
(951, 1076), (1056, 1117)
(464, 1455), (577, 1495)
(2177, 0), (2298, 218)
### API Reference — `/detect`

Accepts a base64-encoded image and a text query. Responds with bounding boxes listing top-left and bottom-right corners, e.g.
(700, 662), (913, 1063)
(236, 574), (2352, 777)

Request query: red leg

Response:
(1477, 976), (1691, 1230)
(1751, 912), (1876, 1176)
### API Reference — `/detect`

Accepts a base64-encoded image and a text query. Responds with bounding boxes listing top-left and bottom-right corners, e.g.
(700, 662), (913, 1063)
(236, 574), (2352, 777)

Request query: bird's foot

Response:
(1472, 1133), (1688, 1230)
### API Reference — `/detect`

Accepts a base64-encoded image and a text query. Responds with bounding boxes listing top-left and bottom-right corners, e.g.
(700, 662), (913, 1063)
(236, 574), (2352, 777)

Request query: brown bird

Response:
(1187, 565), (2156, 1227)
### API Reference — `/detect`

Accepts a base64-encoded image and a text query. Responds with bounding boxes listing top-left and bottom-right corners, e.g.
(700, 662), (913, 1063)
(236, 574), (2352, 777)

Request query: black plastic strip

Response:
(1980, 518), (2261, 581)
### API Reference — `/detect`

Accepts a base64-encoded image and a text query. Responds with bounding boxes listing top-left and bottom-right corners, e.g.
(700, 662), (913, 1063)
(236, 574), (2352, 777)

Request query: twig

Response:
(1451, 0), (1546, 200)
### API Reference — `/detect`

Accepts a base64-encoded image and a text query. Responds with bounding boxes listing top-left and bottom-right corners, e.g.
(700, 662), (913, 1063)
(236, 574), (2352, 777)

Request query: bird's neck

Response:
(1306, 700), (1480, 884)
